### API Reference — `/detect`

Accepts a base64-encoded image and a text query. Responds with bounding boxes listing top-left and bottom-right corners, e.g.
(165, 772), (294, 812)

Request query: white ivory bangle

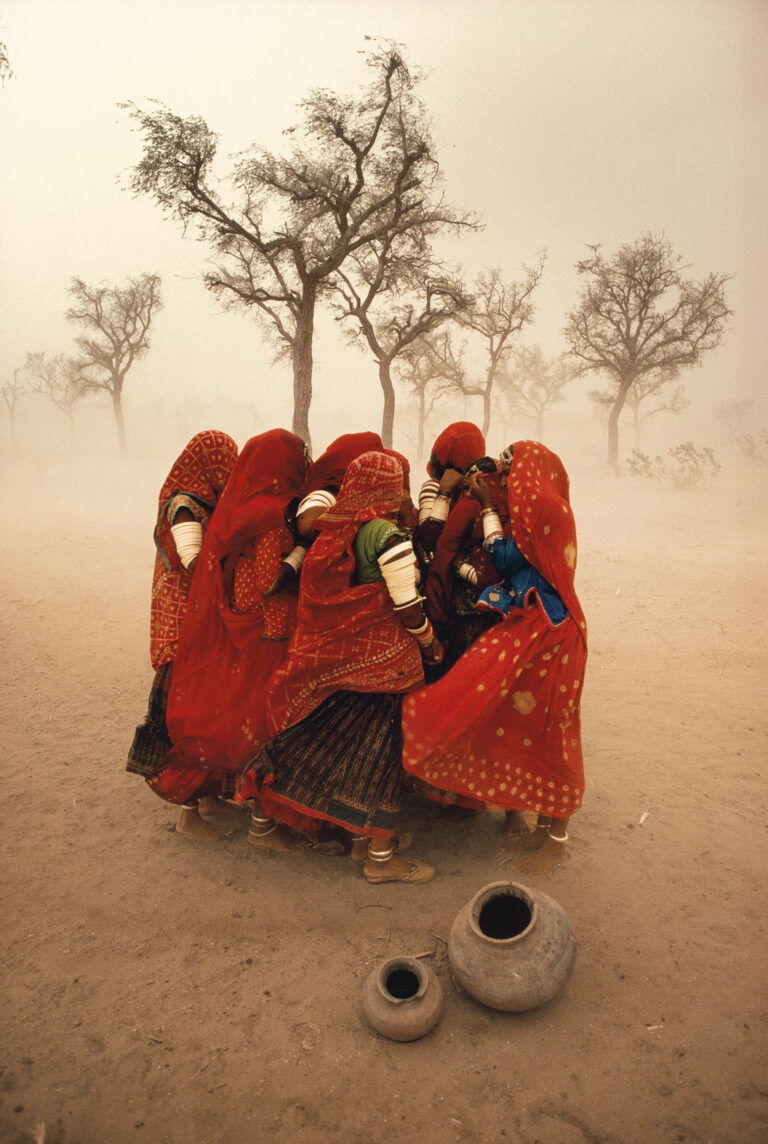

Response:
(428, 495), (451, 523)
(457, 562), (478, 586)
(283, 545), (307, 573)
(481, 511), (503, 541)
(170, 521), (203, 568)
(297, 490), (336, 515)
(378, 545), (420, 609)
(548, 831), (569, 843)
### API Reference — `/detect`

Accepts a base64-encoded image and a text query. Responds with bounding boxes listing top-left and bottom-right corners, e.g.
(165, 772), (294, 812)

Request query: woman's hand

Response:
(421, 637), (445, 665)
(263, 562), (295, 598)
(467, 472), (494, 509)
(438, 467), (464, 496)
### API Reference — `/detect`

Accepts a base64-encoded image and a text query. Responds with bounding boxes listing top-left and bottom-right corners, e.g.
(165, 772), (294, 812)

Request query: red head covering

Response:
(383, 448), (411, 493)
(154, 430), (238, 571)
(304, 432), (383, 493)
(266, 451), (422, 734)
(427, 422), (485, 477)
(207, 429), (307, 560)
(504, 441), (585, 639)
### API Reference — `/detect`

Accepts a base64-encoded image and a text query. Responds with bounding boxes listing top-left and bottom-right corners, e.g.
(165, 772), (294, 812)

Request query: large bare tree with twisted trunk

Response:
(66, 274), (162, 452)
(123, 43), (467, 448)
(565, 234), (731, 472)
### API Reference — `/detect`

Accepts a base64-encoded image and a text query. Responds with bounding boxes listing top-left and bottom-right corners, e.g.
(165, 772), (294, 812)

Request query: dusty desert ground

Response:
(1, 445), (767, 1144)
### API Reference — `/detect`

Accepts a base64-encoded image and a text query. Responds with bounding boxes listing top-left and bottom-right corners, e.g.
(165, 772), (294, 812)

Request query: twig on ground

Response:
(411, 950), (435, 959)
(189, 1047), (222, 1081)
(429, 932), (448, 946)
(355, 903), (394, 913)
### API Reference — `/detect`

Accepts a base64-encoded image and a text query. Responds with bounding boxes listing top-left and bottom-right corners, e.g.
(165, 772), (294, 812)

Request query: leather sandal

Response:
(364, 858), (436, 885)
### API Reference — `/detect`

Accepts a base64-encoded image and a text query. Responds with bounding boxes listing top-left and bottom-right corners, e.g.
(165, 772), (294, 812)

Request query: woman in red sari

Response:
(145, 429), (309, 837)
(416, 421), (486, 560)
(126, 430), (238, 835)
(241, 451), (440, 883)
(403, 441), (587, 875)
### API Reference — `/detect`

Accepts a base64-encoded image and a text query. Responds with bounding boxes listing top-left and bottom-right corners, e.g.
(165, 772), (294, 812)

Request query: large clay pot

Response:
(448, 880), (576, 1012)
(361, 956), (444, 1042)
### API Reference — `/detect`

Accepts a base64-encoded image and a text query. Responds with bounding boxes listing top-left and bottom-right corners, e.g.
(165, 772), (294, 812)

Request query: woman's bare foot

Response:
(198, 795), (248, 823)
(363, 854), (435, 884)
(508, 833), (570, 876)
(176, 805), (236, 842)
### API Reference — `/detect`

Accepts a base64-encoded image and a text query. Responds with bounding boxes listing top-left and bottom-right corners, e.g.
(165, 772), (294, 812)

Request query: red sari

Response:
(248, 452), (424, 835)
(304, 432), (383, 493)
(147, 430), (307, 805)
(150, 430), (238, 670)
(428, 422), (485, 476)
(403, 442), (588, 820)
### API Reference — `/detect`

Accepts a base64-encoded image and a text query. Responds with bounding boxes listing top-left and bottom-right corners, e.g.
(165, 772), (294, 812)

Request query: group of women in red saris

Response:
(127, 420), (587, 883)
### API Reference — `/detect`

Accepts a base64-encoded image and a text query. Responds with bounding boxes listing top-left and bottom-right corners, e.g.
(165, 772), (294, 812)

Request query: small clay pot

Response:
(448, 880), (576, 1012)
(361, 956), (444, 1042)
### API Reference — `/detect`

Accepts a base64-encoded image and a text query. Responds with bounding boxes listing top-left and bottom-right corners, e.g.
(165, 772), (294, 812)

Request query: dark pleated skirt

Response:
(256, 690), (404, 836)
(126, 663), (173, 776)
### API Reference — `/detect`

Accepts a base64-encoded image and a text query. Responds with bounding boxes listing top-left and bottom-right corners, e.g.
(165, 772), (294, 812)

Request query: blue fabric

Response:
(479, 535), (568, 625)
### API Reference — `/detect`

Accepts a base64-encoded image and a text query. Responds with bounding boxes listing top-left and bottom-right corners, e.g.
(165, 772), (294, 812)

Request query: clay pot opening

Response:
(378, 958), (426, 1003)
(473, 883), (537, 942)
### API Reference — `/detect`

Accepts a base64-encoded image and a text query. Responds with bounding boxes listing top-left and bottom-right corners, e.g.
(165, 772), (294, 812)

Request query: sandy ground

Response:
(1, 450), (767, 1144)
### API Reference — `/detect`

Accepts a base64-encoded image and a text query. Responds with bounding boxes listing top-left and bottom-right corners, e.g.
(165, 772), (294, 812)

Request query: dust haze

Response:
(2, 2), (767, 1143)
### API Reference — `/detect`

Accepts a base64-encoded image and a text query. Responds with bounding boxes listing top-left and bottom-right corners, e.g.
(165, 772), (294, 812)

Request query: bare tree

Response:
(0, 38), (13, 87)
(66, 273), (162, 452)
(1, 369), (26, 448)
(454, 262), (544, 438)
(565, 234), (731, 472)
(716, 398), (768, 465)
(498, 345), (576, 440)
(396, 328), (467, 463)
(123, 43), (469, 447)
(333, 246), (473, 444)
(24, 352), (87, 442)
(590, 369), (688, 451)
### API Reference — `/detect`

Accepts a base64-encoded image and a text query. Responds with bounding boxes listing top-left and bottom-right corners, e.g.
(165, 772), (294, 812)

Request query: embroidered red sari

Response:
(403, 442), (588, 819)
(150, 430), (238, 669)
(428, 422), (485, 476)
(303, 432), (383, 493)
(265, 451), (424, 736)
(147, 430), (307, 805)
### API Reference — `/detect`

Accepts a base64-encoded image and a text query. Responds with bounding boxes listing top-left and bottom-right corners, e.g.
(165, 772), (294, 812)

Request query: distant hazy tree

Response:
(66, 273), (162, 452)
(454, 262), (544, 438)
(565, 234), (731, 473)
(590, 369), (688, 450)
(123, 43), (468, 448)
(1, 369), (26, 448)
(333, 248), (472, 445)
(498, 345), (576, 440)
(627, 442), (721, 489)
(396, 328), (467, 463)
(716, 399), (768, 465)
(24, 352), (87, 442)
(0, 38), (13, 86)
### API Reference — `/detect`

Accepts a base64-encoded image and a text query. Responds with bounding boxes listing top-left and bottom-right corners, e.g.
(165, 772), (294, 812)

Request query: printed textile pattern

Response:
(303, 432), (383, 495)
(403, 441), (587, 818)
(249, 690), (405, 839)
(266, 452), (423, 735)
(157, 430), (307, 775)
(427, 422), (486, 476)
(150, 430), (238, 669)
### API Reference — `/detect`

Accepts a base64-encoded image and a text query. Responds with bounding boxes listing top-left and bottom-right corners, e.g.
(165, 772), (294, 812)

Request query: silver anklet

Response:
(548, 830), (568, 843)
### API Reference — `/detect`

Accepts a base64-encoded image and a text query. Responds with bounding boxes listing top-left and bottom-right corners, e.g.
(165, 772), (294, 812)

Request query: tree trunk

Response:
(67, 409), (76, 445)
(481, 383), (493, 441)
(535, 411), (544, 440)
(291, 286), (316, 449)
(633, 405), (641, 451)
(607, 376), (634, 473)
(378, 358), (396, 448)
(112, 384), (127, 453)
(417, 388), (426, 467)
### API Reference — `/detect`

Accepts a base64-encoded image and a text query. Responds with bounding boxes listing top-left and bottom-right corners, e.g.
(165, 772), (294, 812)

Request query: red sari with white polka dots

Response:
(402, 441), (587, 820)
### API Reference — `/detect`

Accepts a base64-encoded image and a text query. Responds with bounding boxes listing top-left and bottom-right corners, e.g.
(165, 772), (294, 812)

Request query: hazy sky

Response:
(1, 0), (766, 456)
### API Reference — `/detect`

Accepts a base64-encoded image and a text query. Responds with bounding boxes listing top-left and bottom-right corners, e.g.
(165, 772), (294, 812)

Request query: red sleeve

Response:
(424, 498), (479, 632)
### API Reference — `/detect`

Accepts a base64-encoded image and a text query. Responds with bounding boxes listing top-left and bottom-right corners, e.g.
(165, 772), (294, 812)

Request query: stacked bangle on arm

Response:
(170, 520), (203, 569)
(427, 491), (452, 523)
(403, 613), (435, 649)
(480, 506), (504, 543)
(282, 545), (307, 574)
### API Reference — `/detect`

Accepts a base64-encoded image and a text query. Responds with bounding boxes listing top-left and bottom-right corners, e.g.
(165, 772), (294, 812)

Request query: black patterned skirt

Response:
(126, 662), (174, 777)
(254, 690), (404, 837)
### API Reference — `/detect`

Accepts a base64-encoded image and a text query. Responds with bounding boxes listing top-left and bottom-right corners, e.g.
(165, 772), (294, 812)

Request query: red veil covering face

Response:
(148, 430), (307, 805)
(265, 451), (424, 737)
(150, 430), (238, 669)
(427, 422), (485, 477)
(304, 431), (383, 492)
(403, 441), (588, 819)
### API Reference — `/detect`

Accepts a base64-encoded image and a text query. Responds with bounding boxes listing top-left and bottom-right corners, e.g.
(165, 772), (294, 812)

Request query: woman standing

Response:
(242, 451), (441, 883)
(126, 429), (238, 839)
(403, 441), (587, 874)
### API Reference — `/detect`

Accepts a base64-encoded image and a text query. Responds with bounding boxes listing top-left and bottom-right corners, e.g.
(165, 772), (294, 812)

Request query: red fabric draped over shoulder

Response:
(403, 441), (588, 819)
(157, 429), (308, 781)
(266, 451), (424, 735)
(150, 430), (238, 669)
(303, 431), (383, 493)
(427, 422), (485, 477)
